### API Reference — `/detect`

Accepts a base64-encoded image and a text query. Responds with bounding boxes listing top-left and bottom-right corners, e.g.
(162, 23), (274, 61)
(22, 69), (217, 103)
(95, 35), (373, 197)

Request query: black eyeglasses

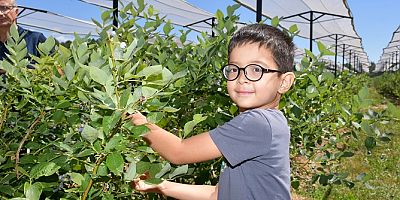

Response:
(222, 64), (282, 81)
(0, 5), (16, 14)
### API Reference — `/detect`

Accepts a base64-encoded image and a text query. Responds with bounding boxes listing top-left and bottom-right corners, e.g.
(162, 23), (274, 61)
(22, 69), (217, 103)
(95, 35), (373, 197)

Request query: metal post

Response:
(212, 18), (215, 37)
(113, 0), (118, 30)
(353, 54), (356, 73)
(396, 51), (399, 70)
(309, 11), (314, 53)
(393, 52), (396, 71)
(334, 34), (338, 77)
(349, 50), (352, 72)
(342, 44), (345, 72)
(385, 61), (387, 71)
(256, 0), (262, 23)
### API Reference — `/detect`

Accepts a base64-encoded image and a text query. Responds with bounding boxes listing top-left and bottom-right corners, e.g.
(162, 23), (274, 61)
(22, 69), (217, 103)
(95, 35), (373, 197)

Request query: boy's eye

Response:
(253, 67), (262, 72)
(227, 66), (238, 73)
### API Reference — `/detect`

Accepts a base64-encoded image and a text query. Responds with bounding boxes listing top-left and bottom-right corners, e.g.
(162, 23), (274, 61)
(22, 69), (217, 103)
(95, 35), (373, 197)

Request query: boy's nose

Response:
(237, 71), (249, 84)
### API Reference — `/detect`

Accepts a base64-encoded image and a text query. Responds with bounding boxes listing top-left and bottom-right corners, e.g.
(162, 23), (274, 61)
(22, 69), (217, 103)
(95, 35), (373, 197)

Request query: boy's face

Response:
(227, 43), (292, 112)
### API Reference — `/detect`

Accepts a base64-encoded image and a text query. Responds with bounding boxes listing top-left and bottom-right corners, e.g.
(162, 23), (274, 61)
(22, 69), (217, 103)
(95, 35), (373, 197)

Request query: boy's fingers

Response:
(130, 112), (148, 125)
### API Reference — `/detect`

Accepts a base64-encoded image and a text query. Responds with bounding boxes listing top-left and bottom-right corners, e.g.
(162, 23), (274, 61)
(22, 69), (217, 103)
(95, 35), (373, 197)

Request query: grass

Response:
(293, 86), (400, 200)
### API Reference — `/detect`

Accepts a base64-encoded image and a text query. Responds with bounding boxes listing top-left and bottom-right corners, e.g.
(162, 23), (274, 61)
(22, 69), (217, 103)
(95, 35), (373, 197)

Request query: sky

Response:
(16, 0), (400, 63)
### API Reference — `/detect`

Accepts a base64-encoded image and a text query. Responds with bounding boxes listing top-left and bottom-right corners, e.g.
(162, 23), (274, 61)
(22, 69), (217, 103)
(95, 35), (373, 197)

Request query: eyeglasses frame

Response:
(222, 63), (282, 82)
(0, 5), (16, 15)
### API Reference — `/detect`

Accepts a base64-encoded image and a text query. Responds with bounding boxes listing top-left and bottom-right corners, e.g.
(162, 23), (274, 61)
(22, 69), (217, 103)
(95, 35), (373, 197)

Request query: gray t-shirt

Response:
(209, 108), (290, 200)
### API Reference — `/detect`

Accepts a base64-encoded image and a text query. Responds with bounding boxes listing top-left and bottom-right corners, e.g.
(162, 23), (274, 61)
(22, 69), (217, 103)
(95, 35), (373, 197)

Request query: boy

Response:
(131, 23), (295, 200)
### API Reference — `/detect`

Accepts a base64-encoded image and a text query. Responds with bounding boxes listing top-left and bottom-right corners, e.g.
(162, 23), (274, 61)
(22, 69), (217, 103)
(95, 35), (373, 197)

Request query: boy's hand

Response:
(131, 173), (165, 194)
(130, 112), (148, 126)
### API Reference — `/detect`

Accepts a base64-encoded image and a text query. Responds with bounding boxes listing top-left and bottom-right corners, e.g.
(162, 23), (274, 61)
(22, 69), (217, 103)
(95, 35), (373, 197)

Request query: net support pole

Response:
(113, 0), (118, 30)
(256, 0), (262, 23)
(342, 44), (345, 71)
(334, 34), (338, 77)
(309, 11), (314, 53)
(349, 50), (352, 72)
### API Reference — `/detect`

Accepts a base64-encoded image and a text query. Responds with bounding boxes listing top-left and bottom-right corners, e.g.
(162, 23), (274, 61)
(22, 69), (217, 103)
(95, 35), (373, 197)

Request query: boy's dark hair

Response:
(228, 24), (295, 73)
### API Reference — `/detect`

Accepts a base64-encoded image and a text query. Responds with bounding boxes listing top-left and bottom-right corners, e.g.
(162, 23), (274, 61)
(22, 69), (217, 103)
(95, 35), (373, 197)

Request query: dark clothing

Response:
(209, 108), (291, 200)
(0, 26), (46, 61)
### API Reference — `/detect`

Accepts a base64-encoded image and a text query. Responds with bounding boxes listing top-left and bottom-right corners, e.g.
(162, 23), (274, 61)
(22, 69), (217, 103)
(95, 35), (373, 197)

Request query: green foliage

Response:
(285, 44), (397, 197)
(0, 2), (396, 200)
(372, 71), (400, 99)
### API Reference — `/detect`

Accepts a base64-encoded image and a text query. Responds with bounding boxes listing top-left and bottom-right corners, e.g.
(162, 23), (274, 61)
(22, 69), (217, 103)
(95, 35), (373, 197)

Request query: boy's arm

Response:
(134, 180), (218, 200)
(131, 112), (221, 164)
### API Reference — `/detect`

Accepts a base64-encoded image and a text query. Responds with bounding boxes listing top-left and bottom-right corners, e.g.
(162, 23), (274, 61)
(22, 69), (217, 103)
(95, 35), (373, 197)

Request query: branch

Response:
(0, 103), (10, 132)
(15, 111), (45, 179)
(81, 154), (106, 200)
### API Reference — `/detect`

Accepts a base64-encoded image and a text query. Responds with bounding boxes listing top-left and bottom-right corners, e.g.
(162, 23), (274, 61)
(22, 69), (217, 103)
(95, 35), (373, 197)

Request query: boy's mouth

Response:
(236, 90), (254, 96)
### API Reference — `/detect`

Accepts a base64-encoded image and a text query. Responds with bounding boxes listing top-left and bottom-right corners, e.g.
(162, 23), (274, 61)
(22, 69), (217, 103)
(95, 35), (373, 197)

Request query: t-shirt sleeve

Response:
(209, 109), (272, 167)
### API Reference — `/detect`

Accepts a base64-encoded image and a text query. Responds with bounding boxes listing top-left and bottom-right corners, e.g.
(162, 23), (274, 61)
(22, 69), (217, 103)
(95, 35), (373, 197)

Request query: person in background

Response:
(130, 23), (296, 200)
(0, 0), (46, 75)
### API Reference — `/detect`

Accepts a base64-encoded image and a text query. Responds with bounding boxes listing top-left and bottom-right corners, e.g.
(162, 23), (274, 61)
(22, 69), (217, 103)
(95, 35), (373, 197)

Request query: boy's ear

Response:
(278, 72), (295, 94)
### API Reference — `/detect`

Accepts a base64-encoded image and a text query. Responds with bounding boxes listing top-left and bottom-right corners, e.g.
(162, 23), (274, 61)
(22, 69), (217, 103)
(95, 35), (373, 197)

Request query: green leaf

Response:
(52, 110), (65, 123)
(360, 121), (373, 135)
(169, 165), (188, 179)
(141, 86), (158, 98)
(38, 37), (55, 55)
(56, 100), (72, 109)
(291, 179), (300, 189)
(119, 88), (132, 109)
(306, 85), (319, 98)
(64, 62), (76, 81)
(340, 151), (354, 158)
(147, 112), (164, 123)
(155, 163), (171, 178)
(81, 124), (99, 144)
(364, 136), (376, 151)
(271, 16), (280, 27)
(128, 124), (150, 138)
(137, 65), (163, 78)
(76, 149), (95, 157)
(144, 178), (163, 185)
(105, 134), (123, 153)
(229, 105), (238, 115)
(106, 152), (124, 176)
(163, 21), (172, 35)
(193, 114), (207, 123)
(25, 182), (42, 200)
(183, 114), (207, 137)
(0, 185), (14, 196)
(89, 66), (110, 86)
(305, 49), (317, 61)
(102, 111), (122, 135)
(162, 106), (180, 113)
(136, 161), (151, 175)
(9, 23), (19, 40)
(67, 172), (84, 186)
(124, 162), (136, 181)
(30, 162), (60, 179)
(289, 24), (298, 34)
(52, 76), (68, 90)
(307, 74), (320, 87)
